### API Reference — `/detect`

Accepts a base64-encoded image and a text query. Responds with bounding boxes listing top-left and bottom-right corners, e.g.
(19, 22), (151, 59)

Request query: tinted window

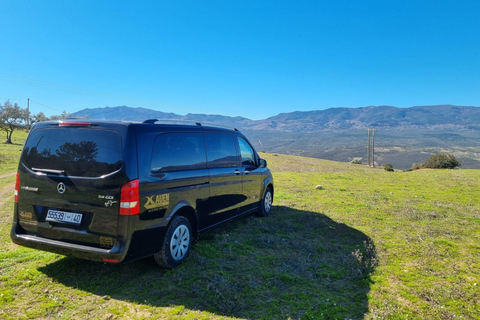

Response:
(151, 132), (206, 172)
(22, 128), (123, 178)
(237, 137), (256, 167)
(204, 133), (239, 168)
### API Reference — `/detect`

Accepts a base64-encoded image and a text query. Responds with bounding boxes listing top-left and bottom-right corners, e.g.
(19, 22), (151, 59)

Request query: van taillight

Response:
(14, 173), (19, 202)
(58, 121), (91, 126)
(120, 179), (139, 215)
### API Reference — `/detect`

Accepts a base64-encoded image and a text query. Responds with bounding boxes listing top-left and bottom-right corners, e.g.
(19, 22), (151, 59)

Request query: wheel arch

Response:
(263, 177), (274, 199)
(171, 205), (198, 238)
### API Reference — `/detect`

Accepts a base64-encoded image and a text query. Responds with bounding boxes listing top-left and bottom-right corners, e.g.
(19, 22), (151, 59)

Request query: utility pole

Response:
(372, 128), (376, 167)
(27, 98), (30, 129)
(367, 129), (371, 166)
(367, 128), (376, 167)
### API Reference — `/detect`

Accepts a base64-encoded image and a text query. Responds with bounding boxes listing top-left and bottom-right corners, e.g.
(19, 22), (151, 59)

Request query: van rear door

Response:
(15, 123), (127, 250)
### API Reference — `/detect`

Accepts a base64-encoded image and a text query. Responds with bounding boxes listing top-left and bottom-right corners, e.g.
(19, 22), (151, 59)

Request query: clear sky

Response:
(1, 0), (479, 119)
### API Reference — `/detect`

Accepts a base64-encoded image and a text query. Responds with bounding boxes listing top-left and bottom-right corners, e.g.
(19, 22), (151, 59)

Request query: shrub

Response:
(382, 163), (394, 172)
(411, 153), (460, 170)
(410, 163), (422, 171)
(423, 153), (460, 169)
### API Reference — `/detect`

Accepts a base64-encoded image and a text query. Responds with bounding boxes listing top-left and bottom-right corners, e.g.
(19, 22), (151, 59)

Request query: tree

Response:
(422, 153), (460, 169)
(49, 110), (72, 120)
(29, 111), (74, 128)
(29, 112), (49, 129)
(0, 100), (27, 144)
(410, 153), (460, 170)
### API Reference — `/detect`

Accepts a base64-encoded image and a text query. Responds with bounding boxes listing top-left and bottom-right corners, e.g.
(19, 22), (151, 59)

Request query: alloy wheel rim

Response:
(170, 225), (190, 261)
(264, 191), (272, 213)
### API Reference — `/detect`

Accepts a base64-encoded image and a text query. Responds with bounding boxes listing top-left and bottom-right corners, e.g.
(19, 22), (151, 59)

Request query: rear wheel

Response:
(154, 216), (192, 268)
(256, 186), (273, 217)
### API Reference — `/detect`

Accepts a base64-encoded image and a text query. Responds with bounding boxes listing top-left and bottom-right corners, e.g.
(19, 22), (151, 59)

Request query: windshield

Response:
(22, 128), (123, 178)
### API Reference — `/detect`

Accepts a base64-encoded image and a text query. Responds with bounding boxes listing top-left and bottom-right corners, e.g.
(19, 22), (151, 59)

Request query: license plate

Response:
(46, 210), (83, 225)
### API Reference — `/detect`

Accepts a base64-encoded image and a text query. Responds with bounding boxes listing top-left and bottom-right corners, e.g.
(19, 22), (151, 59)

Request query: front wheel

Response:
(256, 186), (273, 217)
(154, 216), (192, 268)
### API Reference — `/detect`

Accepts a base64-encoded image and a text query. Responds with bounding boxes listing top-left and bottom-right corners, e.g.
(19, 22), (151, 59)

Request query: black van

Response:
(11, 119), (274, 268)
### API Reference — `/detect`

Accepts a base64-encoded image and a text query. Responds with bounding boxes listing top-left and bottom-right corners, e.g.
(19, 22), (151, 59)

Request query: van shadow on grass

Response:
(39, 206), (376, 319)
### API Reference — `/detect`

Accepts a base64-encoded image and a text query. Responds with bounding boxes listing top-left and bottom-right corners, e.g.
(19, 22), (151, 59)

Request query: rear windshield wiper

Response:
(32, 168), (66, 175)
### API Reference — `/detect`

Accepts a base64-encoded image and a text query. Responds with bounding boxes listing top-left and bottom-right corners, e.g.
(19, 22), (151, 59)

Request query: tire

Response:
(256, 186), (273, 217)
(154, 216), (192, 268)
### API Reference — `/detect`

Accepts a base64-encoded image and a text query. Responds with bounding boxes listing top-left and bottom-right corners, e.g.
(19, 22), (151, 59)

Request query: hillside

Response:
(1, 139), (479, 319)
(73, 106), (256, 129)
(262, 105), (480, 130)
(74, 105), (480, 131)
(73, 105), (480, 169)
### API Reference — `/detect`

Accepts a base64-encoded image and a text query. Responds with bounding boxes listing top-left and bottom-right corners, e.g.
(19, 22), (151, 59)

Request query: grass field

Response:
(0, 130), (27, 175)
(0, 131), (479, 319)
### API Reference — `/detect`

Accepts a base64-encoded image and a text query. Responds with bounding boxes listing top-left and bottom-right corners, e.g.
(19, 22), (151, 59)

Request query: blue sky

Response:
(1, 1), (479, 119)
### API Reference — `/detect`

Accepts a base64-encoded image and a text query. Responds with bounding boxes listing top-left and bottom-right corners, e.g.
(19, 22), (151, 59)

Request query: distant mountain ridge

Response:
(74, 105), (480, 131)
(258, 105), (480, 131)
(73, 105), (480, 170)
(73, 106), (255, 129)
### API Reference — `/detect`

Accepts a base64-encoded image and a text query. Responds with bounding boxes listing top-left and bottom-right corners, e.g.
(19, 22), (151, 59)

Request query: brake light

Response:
(120, 179), (140, 215)
(59, 121), (91, 126)
(102, 258), (119, 263)
(14, 173), (19, 202)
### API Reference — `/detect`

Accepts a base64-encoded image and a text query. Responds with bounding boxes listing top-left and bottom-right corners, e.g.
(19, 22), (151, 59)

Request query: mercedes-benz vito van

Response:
(11, 119), (274, 268)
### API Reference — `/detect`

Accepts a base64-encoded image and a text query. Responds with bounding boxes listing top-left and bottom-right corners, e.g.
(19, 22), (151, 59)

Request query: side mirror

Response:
(259, 158), (267, 168)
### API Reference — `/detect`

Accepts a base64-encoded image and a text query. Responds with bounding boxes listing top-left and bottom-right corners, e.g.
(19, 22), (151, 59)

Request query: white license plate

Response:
(46, 210), (83, 225)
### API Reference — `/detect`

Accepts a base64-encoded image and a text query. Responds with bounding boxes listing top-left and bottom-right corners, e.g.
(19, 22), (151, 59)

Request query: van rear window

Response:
(21, 128), (123, 177)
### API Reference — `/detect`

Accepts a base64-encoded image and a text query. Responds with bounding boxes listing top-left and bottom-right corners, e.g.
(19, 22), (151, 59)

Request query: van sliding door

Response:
(201, 132), (244, 229)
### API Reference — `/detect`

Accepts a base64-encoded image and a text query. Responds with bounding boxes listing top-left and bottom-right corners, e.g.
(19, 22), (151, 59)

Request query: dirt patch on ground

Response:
(0, 172), (16, 179)
(0, 172), (16, 210)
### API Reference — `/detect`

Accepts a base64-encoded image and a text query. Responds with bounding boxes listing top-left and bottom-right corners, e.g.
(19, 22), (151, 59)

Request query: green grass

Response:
(0, 129), (26, 175)
(0, 134), (479, 319)
(264, 153), (480, 319)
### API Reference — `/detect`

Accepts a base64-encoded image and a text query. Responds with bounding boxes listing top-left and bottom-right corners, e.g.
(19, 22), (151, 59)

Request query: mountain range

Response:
(73, 105), (480, 170)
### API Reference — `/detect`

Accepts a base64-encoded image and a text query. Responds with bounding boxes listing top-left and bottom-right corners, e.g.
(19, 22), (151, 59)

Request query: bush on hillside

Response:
(382, 163), (394, 172)
(423, 153), (460, 169)
(410, 153), (460, 170)
(409, 163), (422, 171)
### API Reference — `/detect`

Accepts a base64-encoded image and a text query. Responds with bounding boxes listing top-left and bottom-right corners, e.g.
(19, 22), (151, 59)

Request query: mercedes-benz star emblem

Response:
(57, 182), (66, 194)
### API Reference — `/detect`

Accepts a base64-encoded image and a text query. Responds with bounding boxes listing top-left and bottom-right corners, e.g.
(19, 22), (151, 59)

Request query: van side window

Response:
(204, 133), (239, 168)
(151, 132), (207, 172)
(237, 136), (256, 167)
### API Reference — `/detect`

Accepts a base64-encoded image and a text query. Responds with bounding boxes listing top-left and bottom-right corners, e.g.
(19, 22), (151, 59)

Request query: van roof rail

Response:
(143, 119), (202, 126)
(142, 119), (240, 132)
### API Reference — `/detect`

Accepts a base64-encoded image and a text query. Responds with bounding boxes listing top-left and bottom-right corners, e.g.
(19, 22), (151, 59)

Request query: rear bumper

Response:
(10, 222), (128, 263)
